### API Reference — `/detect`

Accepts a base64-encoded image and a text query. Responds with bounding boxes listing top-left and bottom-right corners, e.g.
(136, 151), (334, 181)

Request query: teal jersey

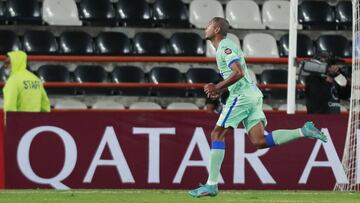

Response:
(216, 38), (263, 98)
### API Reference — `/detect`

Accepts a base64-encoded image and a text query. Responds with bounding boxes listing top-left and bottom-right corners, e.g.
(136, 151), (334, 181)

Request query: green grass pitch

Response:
(0, 190), (359, 203)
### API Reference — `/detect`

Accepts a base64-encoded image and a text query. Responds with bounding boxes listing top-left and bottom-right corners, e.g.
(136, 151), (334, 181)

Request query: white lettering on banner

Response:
(15, 124), (350, 188)
(173, 127), (224, 184)
(299, 129), (348, 184)
(357, 130), (360, 184)
(233, 129), (275, 184)
(17, 126), (77, 190)
(133, 127), (175, 183)
(83, 127), (134, 183)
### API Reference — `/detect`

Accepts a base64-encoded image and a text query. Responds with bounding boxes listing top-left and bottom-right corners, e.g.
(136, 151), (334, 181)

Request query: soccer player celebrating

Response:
(188, 17), (328, 198)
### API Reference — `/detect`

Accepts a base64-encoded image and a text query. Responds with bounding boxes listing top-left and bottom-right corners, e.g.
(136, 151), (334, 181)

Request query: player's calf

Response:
(248, 137), (267, 149)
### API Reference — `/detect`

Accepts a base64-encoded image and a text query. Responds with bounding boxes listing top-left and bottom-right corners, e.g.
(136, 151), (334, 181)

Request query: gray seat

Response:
(112, 65), (148, 96)
(149, 66), (186, 97)
(54, 99), (87, 109)
(260, 69), (288, 100)
(129, 102), (162, 110)
(167, 102), (199, 110)
(92, 100), (125, 109)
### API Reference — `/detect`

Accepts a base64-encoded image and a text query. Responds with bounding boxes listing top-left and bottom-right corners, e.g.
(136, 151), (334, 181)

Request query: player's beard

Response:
(205, 33), (215, 41)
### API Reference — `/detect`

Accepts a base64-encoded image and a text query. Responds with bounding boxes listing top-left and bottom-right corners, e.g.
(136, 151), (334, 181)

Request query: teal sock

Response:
(206, 141), (225, 185)
(271, 129), (303, 145)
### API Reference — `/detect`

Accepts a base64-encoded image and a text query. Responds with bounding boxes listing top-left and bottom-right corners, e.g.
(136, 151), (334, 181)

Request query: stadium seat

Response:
(225, 33), (241, 49)
(37, 64), (74, 95)
(243, 33), (279, 58)
(112, 65), (148, 96)
(186, 67), (220, 96)
(133, 32), (169, 56)
(0, 2), (6, 24)
(189, 0), (224, 28)
(167, 102), (199, 110)
(297, 104), (308, 111)
(297, 75), (306, 99)
(92, 100), (125, 109)
(59, 31), (95, 55)
(335, 1), (352, 29)
(298, 75), (306, 86)
(0, 67), (7, 82)
(129, 102), (162, 110)
(206, 33), (240, 57)
(74, 65), (108, 83)
(260, 69), (288, 100)
(316, 35), (350, 57)
(278, 34), (315, 57)
(0, 68), (7, 95)
(298, 1), (335, 29)
(278, 103), (307, 111)
(96, 32), (132, 55)
(0, 30), (21, 54)
(74, 65), (109, 94)
(262, 103), (273, 111)
(112, 66), (146, 83)
(186, 68), (219, 84)
(248, 68), (258, 84)
(42, 0), (82, 26)
(262, 0), (290, 29)
(226, 0), (265, 29)
(54, 99), (88, 109)
(78, 0), (116, 26)
(23, 31), (58, 55)
(150, 67), (183, 84)
(344, 41), (352, 58)
(5, 0), (42, 24)
(169, 32), (204, 56)
(153, 0), (189, 27)
(115, 0), (152, 27)
(38, 65), (71, 82)
(205, 42), (215, 57)
(149, 66), (186, 97)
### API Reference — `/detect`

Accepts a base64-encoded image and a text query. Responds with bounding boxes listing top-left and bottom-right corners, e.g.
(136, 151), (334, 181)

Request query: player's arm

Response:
(215, 61), (244, 90)
(205, 61), (244, 97)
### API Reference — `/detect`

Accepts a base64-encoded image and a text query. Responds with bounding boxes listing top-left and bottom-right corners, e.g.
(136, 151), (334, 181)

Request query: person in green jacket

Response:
(3, 50), (50, 114)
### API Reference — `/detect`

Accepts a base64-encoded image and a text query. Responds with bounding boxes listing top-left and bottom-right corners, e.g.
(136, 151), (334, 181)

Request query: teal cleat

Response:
(301, 121), (328, 143)
(188, 184), (219, 198)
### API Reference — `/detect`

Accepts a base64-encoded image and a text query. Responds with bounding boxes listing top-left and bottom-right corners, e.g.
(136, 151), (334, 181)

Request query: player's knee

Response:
(251, 139), (267, 149)
(211, 130), (224, 141)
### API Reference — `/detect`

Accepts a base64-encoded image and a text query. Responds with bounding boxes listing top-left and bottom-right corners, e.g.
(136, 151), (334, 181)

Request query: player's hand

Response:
(207, 92), (220, 99)
(204, 83), (219, 98)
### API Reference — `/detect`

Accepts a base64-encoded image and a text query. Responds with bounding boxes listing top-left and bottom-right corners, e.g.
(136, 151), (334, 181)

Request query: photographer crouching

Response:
(301, 52), (351, 114)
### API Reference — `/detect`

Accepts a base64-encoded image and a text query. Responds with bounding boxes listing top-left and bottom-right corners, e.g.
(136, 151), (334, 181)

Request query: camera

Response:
(299, 52), (350, 87)
(303, 52), (351, 114)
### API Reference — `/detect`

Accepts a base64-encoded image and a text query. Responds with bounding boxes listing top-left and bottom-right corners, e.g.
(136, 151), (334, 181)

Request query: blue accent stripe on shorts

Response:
(265, 132), (276, 147)
(227, 58), (240, 68)
(211, 141), (225, 149)
(221, 96), (238, 127)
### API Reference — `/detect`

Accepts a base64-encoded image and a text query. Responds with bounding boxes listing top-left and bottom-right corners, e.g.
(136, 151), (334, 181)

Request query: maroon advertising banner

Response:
(5, 112), (349, 190)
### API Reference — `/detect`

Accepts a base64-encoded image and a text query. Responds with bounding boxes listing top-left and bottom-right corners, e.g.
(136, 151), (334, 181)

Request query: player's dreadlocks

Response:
(210, 17), (229, 37)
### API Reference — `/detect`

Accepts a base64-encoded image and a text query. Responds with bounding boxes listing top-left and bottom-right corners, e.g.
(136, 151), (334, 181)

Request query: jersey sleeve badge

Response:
(224, 48), (232, 55)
